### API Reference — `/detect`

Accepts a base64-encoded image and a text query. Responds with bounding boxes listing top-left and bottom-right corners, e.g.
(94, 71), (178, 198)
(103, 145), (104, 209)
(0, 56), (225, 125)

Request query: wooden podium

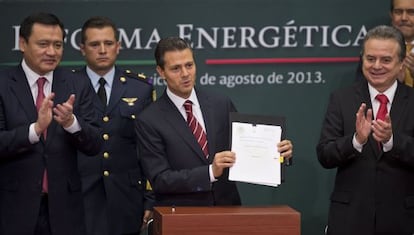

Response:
(152, 205), (300, 235)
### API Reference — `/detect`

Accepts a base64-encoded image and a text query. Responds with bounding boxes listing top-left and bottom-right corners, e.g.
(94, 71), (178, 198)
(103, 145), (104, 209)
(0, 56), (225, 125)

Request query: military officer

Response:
(77, 16), (155, 235)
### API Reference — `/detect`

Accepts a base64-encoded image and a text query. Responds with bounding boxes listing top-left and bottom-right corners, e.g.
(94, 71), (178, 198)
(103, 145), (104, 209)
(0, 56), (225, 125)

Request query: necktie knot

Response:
(184, 100), (193, 114)
(375, 94), (388, 121)
(99, 77), (106, 86)
(37, 77), (46, 89)
(376, 94), (388, 105)
(36, 77), (47, 112)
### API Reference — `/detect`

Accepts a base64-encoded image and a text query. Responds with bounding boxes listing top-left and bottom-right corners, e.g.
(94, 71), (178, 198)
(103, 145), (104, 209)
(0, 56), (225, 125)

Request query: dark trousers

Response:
(34, 193), (51, 235)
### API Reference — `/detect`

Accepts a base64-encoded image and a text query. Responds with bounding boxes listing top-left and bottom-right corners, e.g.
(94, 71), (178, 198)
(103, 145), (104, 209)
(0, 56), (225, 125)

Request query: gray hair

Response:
(361, 25), (406, 62)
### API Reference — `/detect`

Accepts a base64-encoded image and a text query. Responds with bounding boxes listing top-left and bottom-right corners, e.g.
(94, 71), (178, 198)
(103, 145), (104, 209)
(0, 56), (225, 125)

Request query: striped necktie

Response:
(184, 100), (209, 158)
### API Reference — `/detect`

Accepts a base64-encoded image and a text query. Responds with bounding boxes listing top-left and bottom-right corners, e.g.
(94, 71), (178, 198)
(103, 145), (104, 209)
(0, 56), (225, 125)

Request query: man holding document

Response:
(136, 36), (293, 206)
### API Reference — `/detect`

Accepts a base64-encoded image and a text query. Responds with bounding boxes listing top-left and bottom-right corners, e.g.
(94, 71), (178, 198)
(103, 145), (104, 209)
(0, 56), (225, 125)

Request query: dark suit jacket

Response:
(0, 65), (101, 235)
(136, 88), (241, 206)
(317, 80), (414, 234)
(77, 67), (154, 235)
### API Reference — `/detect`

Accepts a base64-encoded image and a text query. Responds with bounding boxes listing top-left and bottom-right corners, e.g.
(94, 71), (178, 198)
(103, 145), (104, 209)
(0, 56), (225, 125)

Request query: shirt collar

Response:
(166, 87), (200, 110)
(368, 80), (397, 104)
(86, 66), (115, 89)
(21, 59), (53, 87)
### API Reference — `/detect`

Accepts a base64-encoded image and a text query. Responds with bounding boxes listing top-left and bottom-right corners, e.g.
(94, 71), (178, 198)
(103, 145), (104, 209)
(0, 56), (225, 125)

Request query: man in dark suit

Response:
(77, 16), (154, 235)
(136, 37), (293, 206)
(317, 25), (414, 234)
(0, 13), (101, 235)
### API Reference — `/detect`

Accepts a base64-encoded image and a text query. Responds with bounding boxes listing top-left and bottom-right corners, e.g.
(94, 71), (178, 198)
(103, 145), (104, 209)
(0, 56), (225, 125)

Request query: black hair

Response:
(19, 12), (65, 42)
(81, 16), (118, 44)
(154, 37), (194, 68)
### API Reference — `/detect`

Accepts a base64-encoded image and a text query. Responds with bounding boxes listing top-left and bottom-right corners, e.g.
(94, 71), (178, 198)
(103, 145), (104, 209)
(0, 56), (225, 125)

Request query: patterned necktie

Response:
(36, 77), (48, 193)
(97, 77), (107, 106)
(375, 94), (388, 121)
(184, 100), (209, 158)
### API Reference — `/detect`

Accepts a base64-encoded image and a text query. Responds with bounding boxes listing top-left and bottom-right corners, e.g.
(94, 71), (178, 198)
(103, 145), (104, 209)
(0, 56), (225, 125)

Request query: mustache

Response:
(397, 22), (413, 27)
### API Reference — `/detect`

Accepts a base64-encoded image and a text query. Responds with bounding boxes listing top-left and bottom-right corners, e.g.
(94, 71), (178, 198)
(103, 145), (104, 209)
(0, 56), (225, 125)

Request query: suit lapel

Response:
(106, 69), (126, 114)
(9, 66), (38, 122)
(197, 89), (216, 163)
(159, 92), (208, 162)
(390, 82), (408, 131)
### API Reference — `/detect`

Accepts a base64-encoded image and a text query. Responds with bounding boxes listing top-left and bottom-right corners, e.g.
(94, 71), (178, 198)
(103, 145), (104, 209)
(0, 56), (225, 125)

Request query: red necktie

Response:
(375, 94), (388, 121)
(184, 100), (209, 158)
(375, 94), (388, 150)
(36, 77), (48, 193)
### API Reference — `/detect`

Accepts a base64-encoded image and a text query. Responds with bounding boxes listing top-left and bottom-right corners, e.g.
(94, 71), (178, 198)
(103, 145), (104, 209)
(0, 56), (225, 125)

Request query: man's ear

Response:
(80, 44), (86, 56)
(156, 66), (165, 80)
(18, 37), (26, 53)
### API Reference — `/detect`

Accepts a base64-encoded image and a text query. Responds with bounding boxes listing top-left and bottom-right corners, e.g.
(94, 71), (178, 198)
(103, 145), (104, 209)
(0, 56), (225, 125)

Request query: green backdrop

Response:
(0, 1), (389, 234)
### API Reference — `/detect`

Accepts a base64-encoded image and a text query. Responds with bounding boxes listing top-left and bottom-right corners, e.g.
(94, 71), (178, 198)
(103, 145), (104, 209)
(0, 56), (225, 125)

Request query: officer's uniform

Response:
(77, 67), (155, 235)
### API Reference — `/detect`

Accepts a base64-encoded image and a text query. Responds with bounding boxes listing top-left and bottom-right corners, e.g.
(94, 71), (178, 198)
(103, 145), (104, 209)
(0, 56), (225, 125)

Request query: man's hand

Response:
(355, 103), (373, 144)
(141, 210), (153, 231)
(34, 93), (55, 136)
(212, 151), (236, 178)
(372, 113), (392, 143)
(278, 139), (293, 160)
(53, 94), (75, 128)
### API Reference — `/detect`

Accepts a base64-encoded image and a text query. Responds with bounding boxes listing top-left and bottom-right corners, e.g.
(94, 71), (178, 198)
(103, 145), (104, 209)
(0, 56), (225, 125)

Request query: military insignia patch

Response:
(122, 97), (138, 106)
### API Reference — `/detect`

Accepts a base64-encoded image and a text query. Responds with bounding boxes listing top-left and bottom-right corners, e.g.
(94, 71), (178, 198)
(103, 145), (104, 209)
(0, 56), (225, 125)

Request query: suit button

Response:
(103, 152), (109, 159)
(131, 114), (136, 119)
(103, 116), (109, 122)
(103, 134), (109, 140)
(138, 180), (142, 185)
(103, 170), (110, 177)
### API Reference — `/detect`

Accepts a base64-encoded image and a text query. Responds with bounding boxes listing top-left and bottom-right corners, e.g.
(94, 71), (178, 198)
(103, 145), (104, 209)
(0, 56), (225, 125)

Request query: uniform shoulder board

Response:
(123, 69), (153, 85)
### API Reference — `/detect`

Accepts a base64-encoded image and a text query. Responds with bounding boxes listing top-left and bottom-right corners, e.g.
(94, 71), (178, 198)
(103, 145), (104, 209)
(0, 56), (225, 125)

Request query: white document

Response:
(229, 122), (282, 187)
